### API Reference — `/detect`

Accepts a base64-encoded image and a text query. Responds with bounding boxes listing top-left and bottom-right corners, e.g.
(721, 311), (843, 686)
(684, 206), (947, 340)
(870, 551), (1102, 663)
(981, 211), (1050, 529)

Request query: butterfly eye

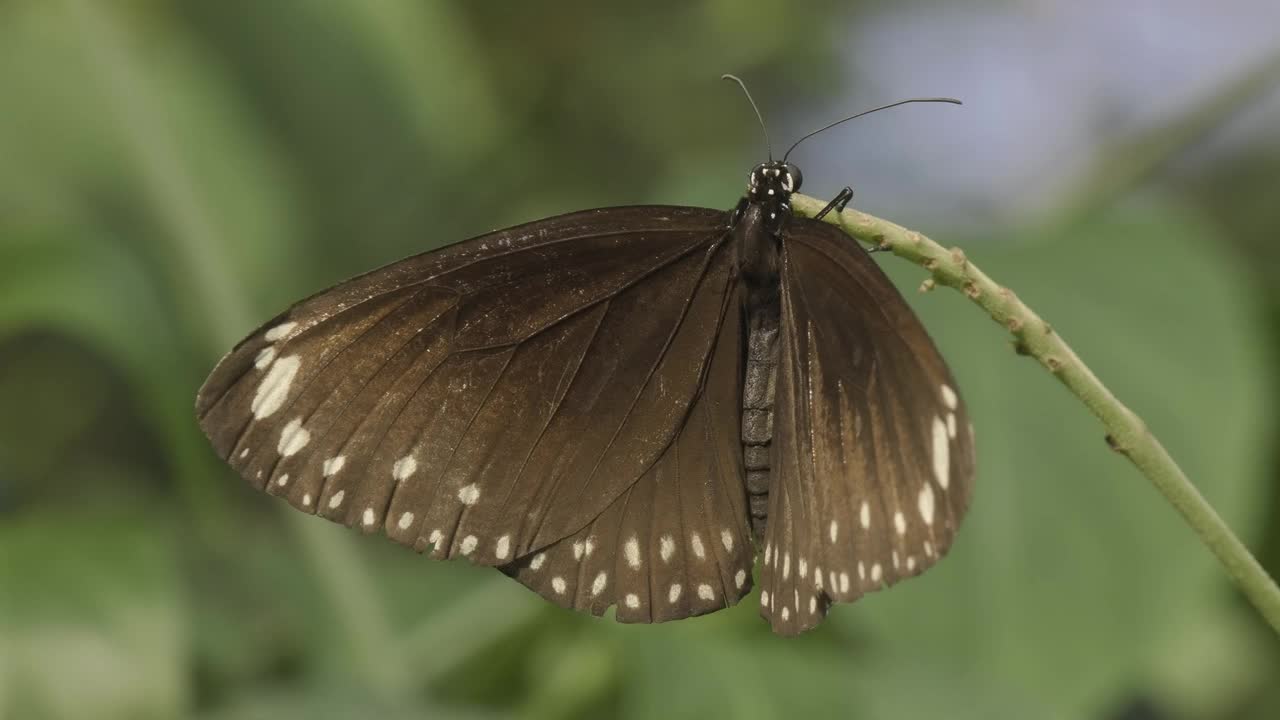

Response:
(783, 163), (803, 192)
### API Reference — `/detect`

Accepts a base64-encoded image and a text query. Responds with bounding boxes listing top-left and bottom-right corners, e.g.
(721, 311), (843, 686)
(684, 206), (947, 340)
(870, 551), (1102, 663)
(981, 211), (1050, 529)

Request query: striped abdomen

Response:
(742, 305), (780, 541)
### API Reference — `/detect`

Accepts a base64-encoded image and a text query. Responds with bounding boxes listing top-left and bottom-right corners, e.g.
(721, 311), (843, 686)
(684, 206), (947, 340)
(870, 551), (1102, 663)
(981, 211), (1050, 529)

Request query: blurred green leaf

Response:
(196, 686), (510, 720)
(1, 512), (185, 719)
(0, 223), (235, 533)
(0, 1), (306, 341)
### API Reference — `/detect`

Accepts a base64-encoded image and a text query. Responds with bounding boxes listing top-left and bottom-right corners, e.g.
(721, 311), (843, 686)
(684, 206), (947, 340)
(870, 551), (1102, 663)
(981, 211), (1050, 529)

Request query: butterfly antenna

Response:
(721, 74), (772, 161)
(782, 97), (962, 162)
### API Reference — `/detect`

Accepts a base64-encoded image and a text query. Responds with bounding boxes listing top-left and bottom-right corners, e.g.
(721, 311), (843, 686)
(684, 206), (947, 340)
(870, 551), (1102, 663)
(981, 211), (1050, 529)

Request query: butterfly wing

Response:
(759, 218), (976, 635)
(500, 279), (755, 621)
(197, 206), (752, 622)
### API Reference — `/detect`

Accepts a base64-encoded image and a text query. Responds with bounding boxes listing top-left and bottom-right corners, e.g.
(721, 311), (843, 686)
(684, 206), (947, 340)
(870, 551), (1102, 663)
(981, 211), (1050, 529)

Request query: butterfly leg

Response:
(816, 187), (888, 254)
(813, 187), (853, 221)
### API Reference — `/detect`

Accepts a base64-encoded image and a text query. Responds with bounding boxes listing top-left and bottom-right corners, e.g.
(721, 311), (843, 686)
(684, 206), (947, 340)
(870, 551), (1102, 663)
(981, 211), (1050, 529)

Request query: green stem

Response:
(791, 193), (1280, 635)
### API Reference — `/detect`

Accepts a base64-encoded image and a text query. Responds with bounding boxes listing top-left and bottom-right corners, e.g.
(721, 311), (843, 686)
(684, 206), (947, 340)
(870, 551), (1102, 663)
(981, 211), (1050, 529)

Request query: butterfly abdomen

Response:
(734, 194), (787, 542)
(742, 293), (781, 541)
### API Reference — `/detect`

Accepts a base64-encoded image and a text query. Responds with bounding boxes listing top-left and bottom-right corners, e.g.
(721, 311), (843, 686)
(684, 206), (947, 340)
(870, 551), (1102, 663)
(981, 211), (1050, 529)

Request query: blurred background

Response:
(1, 1), (1278, 718)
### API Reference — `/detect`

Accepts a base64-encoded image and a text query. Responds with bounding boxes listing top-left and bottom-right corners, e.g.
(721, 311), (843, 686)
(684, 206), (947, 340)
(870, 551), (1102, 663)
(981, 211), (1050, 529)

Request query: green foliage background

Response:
(1, 2), (1278, 719)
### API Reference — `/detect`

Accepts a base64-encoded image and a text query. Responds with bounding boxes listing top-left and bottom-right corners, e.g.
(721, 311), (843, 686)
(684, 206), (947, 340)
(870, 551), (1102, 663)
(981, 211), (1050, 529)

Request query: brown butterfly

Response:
(196, 81), (973, 635)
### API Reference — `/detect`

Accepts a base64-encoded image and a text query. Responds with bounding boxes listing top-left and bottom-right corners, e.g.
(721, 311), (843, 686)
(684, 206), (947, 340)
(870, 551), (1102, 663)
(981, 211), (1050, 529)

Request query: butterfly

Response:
(195, 78), (974, 636)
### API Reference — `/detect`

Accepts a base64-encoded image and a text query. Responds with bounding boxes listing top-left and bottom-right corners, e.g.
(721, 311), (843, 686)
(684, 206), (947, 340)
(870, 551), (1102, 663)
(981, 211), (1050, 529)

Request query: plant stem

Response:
(791, 193), (1280, 635)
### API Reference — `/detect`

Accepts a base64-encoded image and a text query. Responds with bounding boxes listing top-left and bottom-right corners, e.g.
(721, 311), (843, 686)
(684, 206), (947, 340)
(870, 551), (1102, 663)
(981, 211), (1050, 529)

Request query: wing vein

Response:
(495, 302), (612, 545)
(524, 234), (731, 545)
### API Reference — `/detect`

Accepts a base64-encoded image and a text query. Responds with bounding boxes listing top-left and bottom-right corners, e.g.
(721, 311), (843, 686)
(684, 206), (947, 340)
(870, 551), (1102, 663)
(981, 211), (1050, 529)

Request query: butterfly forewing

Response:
(759, 218), (975, 635)
(196, 206), (747, 573)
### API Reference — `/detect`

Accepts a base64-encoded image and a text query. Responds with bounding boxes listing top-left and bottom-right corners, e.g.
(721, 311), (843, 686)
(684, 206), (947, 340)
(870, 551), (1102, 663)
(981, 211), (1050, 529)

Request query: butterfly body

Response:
(197, 158), (973, 636)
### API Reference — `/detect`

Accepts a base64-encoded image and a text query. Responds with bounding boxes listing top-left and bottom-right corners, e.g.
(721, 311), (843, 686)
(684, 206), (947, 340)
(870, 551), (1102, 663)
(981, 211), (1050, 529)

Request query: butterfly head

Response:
(747, 161), (802, 203)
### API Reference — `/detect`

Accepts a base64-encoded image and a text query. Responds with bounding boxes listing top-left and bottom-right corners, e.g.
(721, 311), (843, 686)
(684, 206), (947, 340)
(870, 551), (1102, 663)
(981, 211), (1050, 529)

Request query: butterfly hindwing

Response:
(196, 207), (754, 605)
(500, 285), (753, 621)
(759, 218), (976, 635)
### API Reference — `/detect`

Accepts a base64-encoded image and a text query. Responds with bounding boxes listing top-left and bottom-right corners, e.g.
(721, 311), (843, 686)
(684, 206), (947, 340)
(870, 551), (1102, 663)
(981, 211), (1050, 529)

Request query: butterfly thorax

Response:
(732, 160), (799, 285)
(733, 160), (799, 541)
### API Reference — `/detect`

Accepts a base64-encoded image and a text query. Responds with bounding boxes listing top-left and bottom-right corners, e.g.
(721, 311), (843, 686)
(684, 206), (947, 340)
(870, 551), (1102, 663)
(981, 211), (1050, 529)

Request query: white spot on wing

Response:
(941, 384), (958, 410)
(591, 571), (607, 596)
(782, 553), (791, 580)
(495, 535), (511, 559)
(761, 590), (770, 608)
(584, 536), (595, 557)
(932, 416), (951, 489)
(398, 512), (415, 530)
(392, 455), (418, 481)
(781, 607), (790, 621)
(735, 569), (747, 589)
(302, 493), (312, 507)
(254, 346), (276, 370)
(625, 593), (640, 609)
(460, 535), (478, 555)
(530, 552), (546, 570)
(894, 511), (906, 535)
(798, 558), (808, 579)
(276, 474), (289, 487)
(840, 572), (850, 593)
(720, 528), (734, 553)
(624, 536), (641, 569)
(277, 418), (311, 457)
(764, 543), (772, 565)
(919, 484), (935, 525)
(328, 490), (344, 509)
(690, 533), (705, 560)
(947, 412), (957, 439)
(573, 541), (584, 561)
(428, 529), (443, 546)
(669, 584), (682, 603)
(322, 455), (346, 477)
(809, 596), (817, 614)
(871, 563), (883, 583)
(814, 566), (823, 590)
(251, 355), (301, 419)
(659, 535), (675, 563)
(361, 508), (375, 526)
(860, 501), (871, 529)
(458, 483), (480, 505)
(264, 321), (298, 342)
(697, 584), (714, 601)
(552, 576), (566, 594)
(829, 520), (839, 543)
